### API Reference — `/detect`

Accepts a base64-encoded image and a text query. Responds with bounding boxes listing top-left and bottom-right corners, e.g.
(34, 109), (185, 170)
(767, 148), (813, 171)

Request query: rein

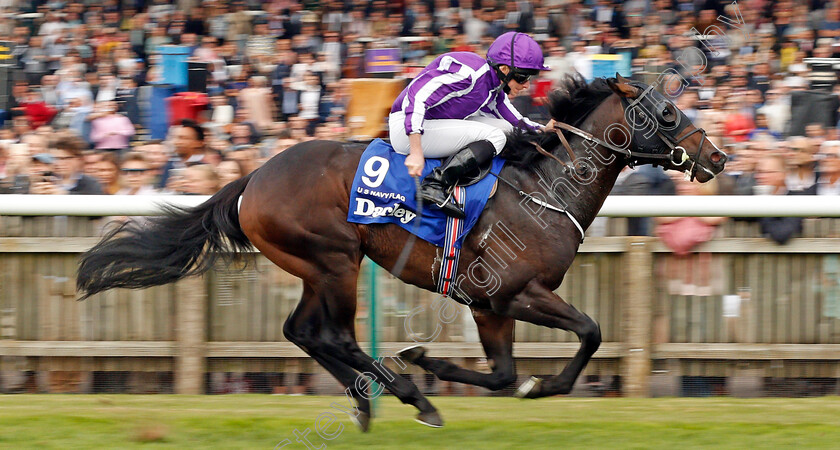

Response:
(489, 95), (715, 243)
(490, 82), (720, 245)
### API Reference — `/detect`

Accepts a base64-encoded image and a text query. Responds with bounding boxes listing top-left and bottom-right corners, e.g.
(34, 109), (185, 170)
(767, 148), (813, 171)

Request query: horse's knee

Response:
(580, 317), (601, 350)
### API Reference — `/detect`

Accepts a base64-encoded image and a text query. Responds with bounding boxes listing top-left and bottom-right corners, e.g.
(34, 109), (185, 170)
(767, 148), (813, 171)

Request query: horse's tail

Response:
(76, 171), (256, 300)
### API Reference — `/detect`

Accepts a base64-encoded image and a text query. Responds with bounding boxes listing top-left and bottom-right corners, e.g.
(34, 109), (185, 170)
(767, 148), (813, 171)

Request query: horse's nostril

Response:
(710, 151), (727, 165)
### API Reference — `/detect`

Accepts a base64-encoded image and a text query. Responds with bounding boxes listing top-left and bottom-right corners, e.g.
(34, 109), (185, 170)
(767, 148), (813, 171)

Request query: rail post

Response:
(622, 236), (653, 397)
(175, 275), (207, 394)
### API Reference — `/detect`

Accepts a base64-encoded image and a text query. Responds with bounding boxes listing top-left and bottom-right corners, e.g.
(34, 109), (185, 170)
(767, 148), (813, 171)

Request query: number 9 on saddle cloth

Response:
(347, 138), (505, 250)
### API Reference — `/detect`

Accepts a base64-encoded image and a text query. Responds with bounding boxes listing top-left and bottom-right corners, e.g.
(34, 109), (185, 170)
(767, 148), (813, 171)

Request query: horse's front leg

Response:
(494, 279), (601, 398)
(398, 311), (517, 391)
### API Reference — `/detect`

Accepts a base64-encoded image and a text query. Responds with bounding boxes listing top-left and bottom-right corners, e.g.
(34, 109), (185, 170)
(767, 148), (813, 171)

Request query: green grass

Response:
(2, 395), (840, 449)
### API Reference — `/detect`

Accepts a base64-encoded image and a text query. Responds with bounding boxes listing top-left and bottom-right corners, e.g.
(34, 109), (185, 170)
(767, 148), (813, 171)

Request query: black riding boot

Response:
(419, 140), (496, 219)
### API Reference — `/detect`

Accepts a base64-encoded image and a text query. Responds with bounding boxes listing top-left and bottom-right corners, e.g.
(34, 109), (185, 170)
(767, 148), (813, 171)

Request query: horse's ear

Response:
(607, 74), (639, 98)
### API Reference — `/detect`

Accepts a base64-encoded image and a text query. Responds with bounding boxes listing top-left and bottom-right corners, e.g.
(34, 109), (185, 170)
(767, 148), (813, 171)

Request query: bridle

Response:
(542, 80), (722, 182)
(503, 78), (723, 243)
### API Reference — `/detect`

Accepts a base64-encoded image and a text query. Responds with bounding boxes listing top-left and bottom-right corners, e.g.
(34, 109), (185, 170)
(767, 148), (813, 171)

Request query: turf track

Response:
(2, 395), (839, 449)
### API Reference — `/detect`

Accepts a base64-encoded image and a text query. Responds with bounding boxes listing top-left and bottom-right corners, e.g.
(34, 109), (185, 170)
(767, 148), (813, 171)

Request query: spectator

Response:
(817, 141), (840, 196)
(39, 74), (60, 108)
(225, 145), (260, 176)
(228, 122), (256, 146)
(0, 149), (27, 193)
(206, 95), (235, 138)
(297, 72), (322, 123)
(217, 158), (246, 187)
(158, 119), (206, 189)
(144, 24), (172, 57)
(239, 76), (275, 132)
(117, 153), (158, 195)
(135, 140), (171, 187)
(18, 90), (57, 131)
(82, 150), (104, 179)
(22, 35), (47, 86)
(227, 1), (253, 45)
(93, 152), (121, 194)
(50, 136), (104, 195)
(20, 133), (49, 158)
(26, 153), (59, 195)
(183, 164), (220, 195)
(785, 138), (817, 193)
(0, 0), (837, 207)
(748, 113), (782, 141)
(280, 77), (300, 120)
(272, 136), (299, 158)
(753, 154), (815, 245)
(89, 101), (135, 153)
(194, 35), (221, 64)
(246, 19), (275, 66)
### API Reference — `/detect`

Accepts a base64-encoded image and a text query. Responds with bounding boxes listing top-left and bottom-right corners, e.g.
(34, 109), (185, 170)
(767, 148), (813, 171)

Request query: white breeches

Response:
(388, 111), (511, 158)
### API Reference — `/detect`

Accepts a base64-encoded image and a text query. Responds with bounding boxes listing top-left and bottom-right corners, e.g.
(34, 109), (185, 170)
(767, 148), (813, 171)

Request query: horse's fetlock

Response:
(556, 381), (574, 395)
(487, 371), (517, 390)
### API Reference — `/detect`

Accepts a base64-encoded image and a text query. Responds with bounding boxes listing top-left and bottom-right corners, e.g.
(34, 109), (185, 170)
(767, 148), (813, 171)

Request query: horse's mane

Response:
(499, 74), (614, 169)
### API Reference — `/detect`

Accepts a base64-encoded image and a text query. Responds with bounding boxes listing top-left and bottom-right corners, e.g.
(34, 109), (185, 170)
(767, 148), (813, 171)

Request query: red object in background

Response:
(402, 65), (425, 79)
(166, 92), (209, 126)
(723, 112), (755, 143)
(21, 101), (57, 129)
(532, 79), (553, 102)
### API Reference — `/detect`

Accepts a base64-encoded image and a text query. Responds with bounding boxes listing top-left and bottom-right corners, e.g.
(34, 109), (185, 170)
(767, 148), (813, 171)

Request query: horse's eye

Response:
(659, 104), (676, 124)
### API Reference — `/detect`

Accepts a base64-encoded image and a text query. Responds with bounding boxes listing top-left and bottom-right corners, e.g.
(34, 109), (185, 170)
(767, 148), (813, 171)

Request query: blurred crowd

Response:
(0, 0), (838, 234)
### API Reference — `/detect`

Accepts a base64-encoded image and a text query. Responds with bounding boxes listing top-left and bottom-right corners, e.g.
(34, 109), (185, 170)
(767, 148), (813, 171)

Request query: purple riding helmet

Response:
(486, 32), (550, 94)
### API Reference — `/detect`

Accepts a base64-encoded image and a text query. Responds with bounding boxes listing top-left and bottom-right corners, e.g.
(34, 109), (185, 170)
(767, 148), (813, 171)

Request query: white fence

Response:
(0, 194), (839, 217)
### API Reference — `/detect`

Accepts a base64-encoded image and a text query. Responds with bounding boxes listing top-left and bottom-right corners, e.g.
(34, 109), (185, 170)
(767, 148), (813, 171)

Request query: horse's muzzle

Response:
(709, 149), (727, 169)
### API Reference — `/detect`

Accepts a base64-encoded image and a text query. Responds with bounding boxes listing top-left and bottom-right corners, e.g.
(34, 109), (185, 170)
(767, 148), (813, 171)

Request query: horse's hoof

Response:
(350, 411), (371, 432)
(514, 376), (543, 399)
(415, 411), (444, 428)
(397, 344), (426, 364)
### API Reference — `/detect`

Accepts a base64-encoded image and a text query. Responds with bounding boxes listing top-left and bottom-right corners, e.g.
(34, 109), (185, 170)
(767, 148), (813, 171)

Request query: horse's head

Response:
(606, 74), (726, 182)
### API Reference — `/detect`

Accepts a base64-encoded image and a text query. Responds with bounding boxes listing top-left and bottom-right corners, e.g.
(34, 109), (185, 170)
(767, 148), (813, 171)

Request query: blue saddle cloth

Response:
(347, 138), (505, 249)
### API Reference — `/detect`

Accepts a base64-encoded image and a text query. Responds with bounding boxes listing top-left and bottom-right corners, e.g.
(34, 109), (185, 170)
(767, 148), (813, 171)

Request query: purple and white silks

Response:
(390, 52), (542, 136)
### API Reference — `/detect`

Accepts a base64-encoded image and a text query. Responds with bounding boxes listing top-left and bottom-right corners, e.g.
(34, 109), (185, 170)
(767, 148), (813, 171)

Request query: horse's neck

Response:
(541, 98), (627, 233)
(564, 136), (624, 232)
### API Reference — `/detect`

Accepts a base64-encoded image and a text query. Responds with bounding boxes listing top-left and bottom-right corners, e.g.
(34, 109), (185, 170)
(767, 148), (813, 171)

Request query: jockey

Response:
(389, 32), (551, 218)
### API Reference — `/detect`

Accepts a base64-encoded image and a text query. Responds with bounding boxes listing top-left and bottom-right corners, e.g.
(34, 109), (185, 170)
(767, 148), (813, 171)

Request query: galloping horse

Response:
(77, 75), (726, 431)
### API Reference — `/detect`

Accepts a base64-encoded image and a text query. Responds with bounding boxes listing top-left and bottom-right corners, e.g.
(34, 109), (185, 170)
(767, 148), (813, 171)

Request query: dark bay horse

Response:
(77, 75), (726, 431)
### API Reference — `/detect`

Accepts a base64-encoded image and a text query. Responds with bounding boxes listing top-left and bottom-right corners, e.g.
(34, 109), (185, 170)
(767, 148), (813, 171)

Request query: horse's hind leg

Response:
(316, 277), (443, 427)
(399, 311), (517, 391)
(283, 284), (373, 431)
(291, 272), (443, 427)
(497, 279), (601, 399)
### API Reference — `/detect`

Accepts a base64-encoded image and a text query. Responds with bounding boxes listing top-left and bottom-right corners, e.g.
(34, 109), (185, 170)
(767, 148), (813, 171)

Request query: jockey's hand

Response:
(542, 119), (556, 132)
(405, 153), (424, 178)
